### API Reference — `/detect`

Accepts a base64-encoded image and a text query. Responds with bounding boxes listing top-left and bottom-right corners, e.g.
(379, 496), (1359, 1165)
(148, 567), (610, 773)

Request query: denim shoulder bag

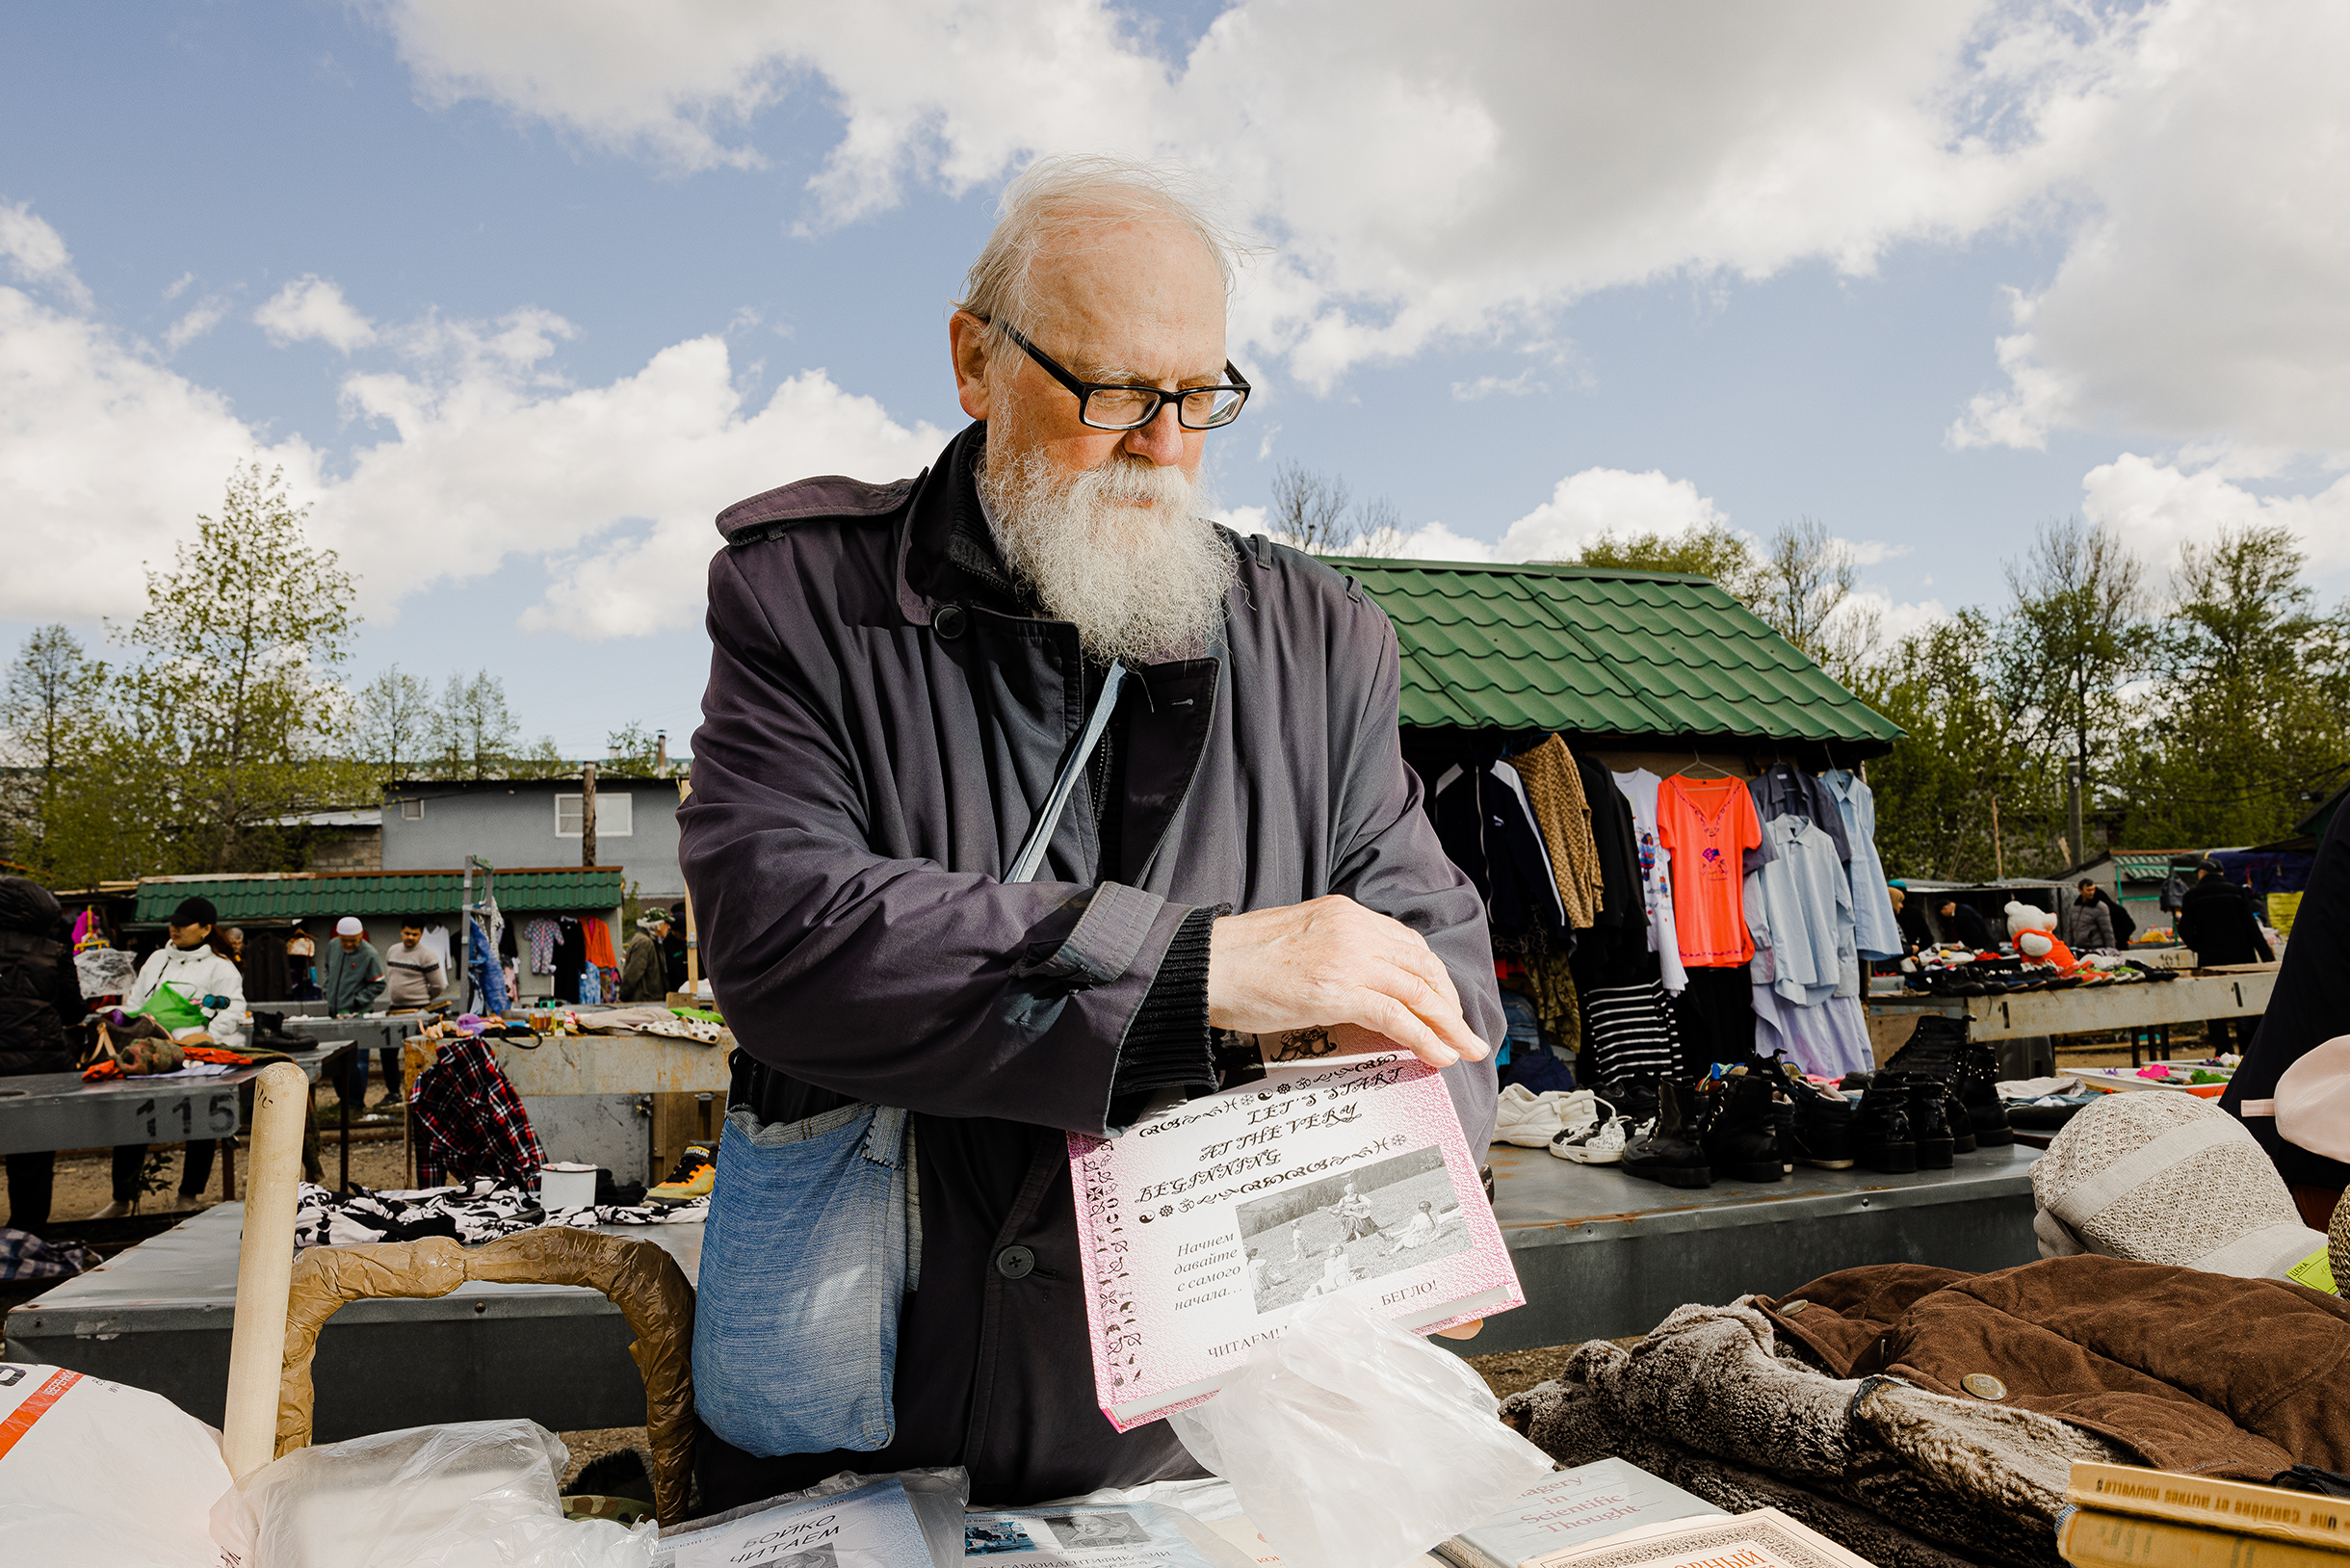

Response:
(692, 662), (1127, 1458)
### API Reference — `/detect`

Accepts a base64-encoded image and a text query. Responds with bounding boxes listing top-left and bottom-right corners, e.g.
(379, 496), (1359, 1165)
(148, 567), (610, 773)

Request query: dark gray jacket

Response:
(680, 424), (1502, 1507)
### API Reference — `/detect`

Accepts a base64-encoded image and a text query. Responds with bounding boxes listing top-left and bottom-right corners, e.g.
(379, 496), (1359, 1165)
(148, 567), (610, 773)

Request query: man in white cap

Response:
(323, 917), (390, 1108)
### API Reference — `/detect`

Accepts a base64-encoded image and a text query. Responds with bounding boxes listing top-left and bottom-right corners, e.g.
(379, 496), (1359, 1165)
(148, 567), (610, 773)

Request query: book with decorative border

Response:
(1512, 1506), (1876, 1568)
(1068, 1052), (1523, 1430)
(1435, 1458), (1728, 1568)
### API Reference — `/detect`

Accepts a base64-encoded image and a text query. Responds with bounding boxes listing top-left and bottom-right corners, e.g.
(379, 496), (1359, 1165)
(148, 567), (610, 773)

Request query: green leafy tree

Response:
(105, 463), (369, 873)
(355, 666), (438, 779)
(603, 720), (680, 778)
(0, 624), (109, 873)
(1850, 611), (2022, 880)
(1567, 523), (1762, 601)
(2126, 524), (2350, 845)
(1992, 518), (2147, 865)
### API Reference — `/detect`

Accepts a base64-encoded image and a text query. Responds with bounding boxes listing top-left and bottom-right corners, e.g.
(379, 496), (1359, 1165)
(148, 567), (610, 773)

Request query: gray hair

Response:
(953, 154), (1249, 345)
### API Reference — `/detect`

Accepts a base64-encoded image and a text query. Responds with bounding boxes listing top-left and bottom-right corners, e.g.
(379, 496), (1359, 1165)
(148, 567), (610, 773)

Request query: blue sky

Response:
(4, 3), (2345, 758)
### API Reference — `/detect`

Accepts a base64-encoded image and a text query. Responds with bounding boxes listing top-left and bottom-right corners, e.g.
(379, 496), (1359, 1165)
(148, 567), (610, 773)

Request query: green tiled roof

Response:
(135, 869), (626, 924)
(1327, 558), (1904, 750)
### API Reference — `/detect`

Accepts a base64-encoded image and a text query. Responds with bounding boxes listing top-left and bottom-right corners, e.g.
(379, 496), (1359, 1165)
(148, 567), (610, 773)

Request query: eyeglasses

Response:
(995, 320), (1251, 431)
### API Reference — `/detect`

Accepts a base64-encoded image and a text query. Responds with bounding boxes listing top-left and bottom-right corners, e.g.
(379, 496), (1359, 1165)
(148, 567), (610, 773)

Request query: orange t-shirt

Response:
(1656, 776), (1764, 967)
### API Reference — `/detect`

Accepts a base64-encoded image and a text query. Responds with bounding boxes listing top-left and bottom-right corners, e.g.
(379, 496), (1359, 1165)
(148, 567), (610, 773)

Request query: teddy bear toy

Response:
(2005, 900), (2077, 974)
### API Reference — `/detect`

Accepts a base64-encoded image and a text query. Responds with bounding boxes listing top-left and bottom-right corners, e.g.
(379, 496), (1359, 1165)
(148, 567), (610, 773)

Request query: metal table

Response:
(5, 1204), (701, 1439)
(1867, 970), (2276, 1066)
(1451, 1139), (2043, 1357)
(0, 1048), (345, 1157)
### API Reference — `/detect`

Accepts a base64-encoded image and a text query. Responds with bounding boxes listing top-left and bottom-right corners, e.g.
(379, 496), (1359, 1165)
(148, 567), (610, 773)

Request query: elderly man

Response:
(680, 158), (1501, 1509)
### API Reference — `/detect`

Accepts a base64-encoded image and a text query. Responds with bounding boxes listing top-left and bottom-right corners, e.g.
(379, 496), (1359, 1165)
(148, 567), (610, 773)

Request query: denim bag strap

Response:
(692, 662), (1127, 1458)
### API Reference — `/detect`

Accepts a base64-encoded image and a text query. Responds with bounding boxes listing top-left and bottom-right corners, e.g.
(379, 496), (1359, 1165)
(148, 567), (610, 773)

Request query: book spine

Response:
(2069, 1465), (2350, 1552)
(2061, 1507), (2350, 1568)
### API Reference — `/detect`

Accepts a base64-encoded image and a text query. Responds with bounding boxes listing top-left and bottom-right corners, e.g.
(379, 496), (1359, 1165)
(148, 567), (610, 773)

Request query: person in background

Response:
(1, 876), (83, 1233)
(222, 926), (246, 967)
(2179, 858), (2274, 1053)
(1890, 884), (1932, 957)
(98, 897), (247, 1217)
(383, 922), (444, 1009)
(2059, 878), (2117, 952)
(285, 926), (322, 1001)
(620, 911), (671, 1003)
(1938, 897), (1995, 951)
(662, 902), (690, 994)
(323, 915), (387, 1110)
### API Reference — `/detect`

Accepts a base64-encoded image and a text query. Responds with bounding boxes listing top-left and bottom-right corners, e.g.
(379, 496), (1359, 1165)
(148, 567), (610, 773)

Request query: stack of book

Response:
(2060, 1462), (2350, 1568)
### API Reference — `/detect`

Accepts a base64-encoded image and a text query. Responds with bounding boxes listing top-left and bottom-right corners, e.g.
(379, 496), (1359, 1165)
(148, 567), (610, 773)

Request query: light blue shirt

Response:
(1823, 769), (1903, 961)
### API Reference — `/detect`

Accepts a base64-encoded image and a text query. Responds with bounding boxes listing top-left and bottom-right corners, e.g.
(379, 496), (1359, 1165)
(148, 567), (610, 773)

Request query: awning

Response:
(135, 868), (627, 924)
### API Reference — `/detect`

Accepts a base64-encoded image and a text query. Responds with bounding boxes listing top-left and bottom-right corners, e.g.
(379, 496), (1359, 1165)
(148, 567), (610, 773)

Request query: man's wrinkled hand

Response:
(1206, 895), (1487, 1070)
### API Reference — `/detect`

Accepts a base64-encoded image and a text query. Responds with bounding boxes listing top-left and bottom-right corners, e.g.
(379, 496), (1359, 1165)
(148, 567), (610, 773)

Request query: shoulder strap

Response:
(1004, 662), (1126, 885)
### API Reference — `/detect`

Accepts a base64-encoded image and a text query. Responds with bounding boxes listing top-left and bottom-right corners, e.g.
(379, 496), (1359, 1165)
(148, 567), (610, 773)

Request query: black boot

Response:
(1950, 1038), (2016, 1148)
(1602, 1077), (1661, 1132)
(1622, 1080), (1712, 1189)
(1854, 1080), (1918, 1174)
(1886, 1071), (1955, 1168)
(1775, 1068), (1858, 1170)
(1702, 1073), (1785, 1184)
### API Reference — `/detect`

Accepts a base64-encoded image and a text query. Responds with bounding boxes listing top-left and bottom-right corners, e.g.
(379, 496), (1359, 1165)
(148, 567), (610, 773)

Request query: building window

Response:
(401, 798), (423, 821)
(556, 794), (633, 837)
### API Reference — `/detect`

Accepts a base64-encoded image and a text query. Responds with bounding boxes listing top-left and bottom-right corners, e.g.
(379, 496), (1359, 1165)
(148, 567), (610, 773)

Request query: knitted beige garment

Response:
(2030, 1091), (2326, 1279)
(1511, 735), (1604, 928)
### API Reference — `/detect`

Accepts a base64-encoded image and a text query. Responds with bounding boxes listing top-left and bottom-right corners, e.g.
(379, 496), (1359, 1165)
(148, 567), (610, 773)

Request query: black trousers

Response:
(111, 1139), (217, 1202)
(1670, 965), (1757, 1076)
(5, 1150), (53, 1231)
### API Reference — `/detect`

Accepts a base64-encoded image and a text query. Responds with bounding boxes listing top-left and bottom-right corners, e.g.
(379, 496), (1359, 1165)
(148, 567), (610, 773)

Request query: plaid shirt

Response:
(410, 1037), (544, 1188)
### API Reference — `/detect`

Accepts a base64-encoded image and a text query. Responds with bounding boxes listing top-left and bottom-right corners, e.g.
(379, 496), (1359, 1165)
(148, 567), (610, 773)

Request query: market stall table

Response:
(0, 1046), (347, 1158)
(4, 1201), (701, 1439)
(1867, 969), (2277, 1067)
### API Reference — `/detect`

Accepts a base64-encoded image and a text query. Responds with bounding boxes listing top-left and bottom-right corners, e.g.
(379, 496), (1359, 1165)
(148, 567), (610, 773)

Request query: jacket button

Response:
(1961, 1372), (2008, 1400)
(996, 1245), (1035, 1280)
(934, 604), (967, 640)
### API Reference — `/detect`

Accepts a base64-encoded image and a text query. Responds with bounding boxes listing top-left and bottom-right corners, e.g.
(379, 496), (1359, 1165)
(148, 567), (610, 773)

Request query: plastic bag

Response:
(1166, 1294), (1553, 1568)
(219, 1417), (654, 1567)
(0, 1362), (232, 1567)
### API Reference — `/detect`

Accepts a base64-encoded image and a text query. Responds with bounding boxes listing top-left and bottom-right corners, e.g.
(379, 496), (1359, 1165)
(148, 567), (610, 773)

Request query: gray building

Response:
(382, 777), (686, 906)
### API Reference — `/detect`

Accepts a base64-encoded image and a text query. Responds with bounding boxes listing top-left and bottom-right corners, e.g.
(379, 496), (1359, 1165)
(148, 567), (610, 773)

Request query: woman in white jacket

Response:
(94, 896), (248, 1217)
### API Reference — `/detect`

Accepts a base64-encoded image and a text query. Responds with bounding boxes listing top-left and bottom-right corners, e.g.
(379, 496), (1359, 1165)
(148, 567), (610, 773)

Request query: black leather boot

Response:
(1951, 1038), (2016, 1148)
(1854, 1080), (1918, 1174)
(1622, 1079), (1712, 1189)
(1885, 1071), (1955, 1168)
(1702, 1072), (1785, 1183)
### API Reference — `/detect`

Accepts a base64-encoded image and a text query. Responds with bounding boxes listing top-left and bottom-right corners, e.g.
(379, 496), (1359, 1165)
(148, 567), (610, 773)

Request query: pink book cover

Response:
(1068, 1052), (1524, 1431)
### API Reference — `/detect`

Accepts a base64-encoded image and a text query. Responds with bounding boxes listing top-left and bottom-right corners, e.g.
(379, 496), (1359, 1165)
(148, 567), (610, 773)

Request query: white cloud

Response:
(374, 2), (2119, 388)
(1450, 369), (1546, 402)
(1387, 522), (1498, 563)
(0, 224), (947, 635)
(1495, 467), (1728, 562)
(1842, 539), (1912, 566)
(164, 299), (228, 353)
(254, 275), (379, 353)
(162, 271), (196, 302)
(1948, 2), (2350, 461)
(0, 202), (92, 309)
(2078, 453), (2350, 576)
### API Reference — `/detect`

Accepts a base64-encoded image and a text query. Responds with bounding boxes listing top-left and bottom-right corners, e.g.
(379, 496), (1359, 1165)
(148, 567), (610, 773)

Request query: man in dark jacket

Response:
(0, 875), (84, 1231)
(2179, 858), (2274, 1053)
(2058, 879), (2116, 951)
(680, 158), (1501, 1510)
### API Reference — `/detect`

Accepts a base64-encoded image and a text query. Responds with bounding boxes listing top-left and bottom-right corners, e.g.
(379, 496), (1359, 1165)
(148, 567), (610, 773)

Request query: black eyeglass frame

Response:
(993, 320), (1251, 431)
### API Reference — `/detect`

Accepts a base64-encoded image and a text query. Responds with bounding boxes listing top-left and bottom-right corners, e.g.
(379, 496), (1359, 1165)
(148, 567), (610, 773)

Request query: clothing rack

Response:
(459, 854), (498, 1015)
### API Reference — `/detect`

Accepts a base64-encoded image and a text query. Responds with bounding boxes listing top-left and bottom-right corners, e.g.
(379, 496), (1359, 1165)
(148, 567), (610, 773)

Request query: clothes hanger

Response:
(1676, 748), (1736, 780)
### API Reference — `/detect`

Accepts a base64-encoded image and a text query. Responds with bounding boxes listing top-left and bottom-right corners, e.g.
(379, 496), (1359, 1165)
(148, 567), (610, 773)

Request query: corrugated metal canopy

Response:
(1327, 558), (1904, 753)
(135, 869), (626, 923)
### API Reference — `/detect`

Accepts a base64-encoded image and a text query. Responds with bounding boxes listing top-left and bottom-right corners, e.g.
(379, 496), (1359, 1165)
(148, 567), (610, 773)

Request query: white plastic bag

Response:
(221, 1417), (654, 1568)
(0, 1362), (232, 1567)
(1166, 1294), (1553, 1568)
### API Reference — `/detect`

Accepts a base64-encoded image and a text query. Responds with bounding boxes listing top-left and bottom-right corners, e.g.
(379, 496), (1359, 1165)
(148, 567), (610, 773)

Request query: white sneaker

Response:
(1550, 1112), (1632, 1164)
(1495, 1085), (1597, 1148)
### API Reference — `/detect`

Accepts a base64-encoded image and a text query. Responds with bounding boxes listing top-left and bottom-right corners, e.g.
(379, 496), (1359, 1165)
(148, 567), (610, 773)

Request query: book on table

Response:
(652, 1475), (936, 1567)
(2057, 1461), (2350, 1568)
(1435, 1457), (1728, 1568)
(1067, 1052), (1524, 1430)
(1502, 1506), (1877, 1568)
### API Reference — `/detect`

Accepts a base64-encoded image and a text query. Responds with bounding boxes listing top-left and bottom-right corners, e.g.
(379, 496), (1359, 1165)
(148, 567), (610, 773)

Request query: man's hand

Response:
(1207, 896), (1487, 1069)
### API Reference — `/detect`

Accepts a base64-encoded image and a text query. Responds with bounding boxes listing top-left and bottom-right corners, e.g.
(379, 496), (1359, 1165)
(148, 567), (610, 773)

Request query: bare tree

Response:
(1995, 517), (2148, 823)
(1266, 462), (1404, 557)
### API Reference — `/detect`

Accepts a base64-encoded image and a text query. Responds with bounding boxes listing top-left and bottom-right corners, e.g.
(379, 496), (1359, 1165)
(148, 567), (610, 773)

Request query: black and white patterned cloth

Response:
(293, 1179), (706, 1249)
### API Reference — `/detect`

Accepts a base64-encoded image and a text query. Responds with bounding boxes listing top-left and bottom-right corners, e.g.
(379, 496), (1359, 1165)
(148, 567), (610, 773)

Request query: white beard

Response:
(981, 446), (1236, 666)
